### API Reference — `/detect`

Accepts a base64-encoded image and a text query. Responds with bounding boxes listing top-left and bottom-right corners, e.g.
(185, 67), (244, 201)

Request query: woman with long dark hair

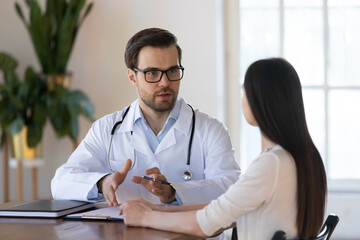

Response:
(120, 58), (327, 239)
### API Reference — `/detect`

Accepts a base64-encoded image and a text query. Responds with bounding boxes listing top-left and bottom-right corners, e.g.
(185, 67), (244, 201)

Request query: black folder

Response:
(0, 200), (94, 218)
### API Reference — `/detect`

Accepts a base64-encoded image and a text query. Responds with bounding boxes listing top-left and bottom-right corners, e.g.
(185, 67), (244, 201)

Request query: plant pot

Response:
(11, 126), (43, 160)
(43, 73), (72, 90)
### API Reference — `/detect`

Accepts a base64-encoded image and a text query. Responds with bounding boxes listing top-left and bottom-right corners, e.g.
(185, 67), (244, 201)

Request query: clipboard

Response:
(63, 206), (123, 222)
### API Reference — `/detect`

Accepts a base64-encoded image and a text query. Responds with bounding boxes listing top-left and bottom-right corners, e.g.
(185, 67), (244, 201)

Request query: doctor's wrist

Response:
(169, 186), (176, 202)
(161, 186), (176, 204)
(97, 174), (109, 193)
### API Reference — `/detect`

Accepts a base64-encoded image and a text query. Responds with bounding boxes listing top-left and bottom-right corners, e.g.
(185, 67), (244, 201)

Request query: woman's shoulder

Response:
(258, 146), (296, 180)
(261, 145), (293, 161)
(252, 146), (294, 171)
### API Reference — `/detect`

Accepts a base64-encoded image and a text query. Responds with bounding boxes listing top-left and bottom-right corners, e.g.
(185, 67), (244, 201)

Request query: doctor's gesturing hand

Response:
(97, 159), (133, 207)
(132, 167), (176, 204)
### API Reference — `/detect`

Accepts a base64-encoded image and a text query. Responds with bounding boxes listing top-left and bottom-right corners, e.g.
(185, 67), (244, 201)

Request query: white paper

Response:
(66, 206), (123, 220)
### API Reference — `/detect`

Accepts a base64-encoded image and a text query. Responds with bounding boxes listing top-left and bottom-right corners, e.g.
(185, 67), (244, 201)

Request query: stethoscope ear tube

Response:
(108, 106), (131, 172)
(111, 106), (131, 135)
(107, 135), (115, 172)
(184, 104), (195, 181)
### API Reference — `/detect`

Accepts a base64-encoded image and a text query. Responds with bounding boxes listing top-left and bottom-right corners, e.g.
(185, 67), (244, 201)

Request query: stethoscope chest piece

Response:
(183, 164), (192, 181)
(183, 169), (192, 181)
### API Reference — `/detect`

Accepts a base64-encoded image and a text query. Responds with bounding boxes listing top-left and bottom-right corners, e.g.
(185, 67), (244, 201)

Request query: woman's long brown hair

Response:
(244, 58), (327, 239)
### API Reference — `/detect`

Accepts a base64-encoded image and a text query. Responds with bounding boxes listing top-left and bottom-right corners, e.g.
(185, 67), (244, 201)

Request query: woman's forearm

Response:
(120, 199), (210, 236)
(159, 203), (208, 212)
(144, 210), (206, 237)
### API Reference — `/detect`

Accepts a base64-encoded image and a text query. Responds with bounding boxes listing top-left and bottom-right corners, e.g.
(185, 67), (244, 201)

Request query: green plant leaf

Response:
(78, 2), (93, 27)
(0, 53), (18, 73)
(18, 82), (30, 102)
(33, 102), (47, 125)
(48, 95), (72, 138)
(70, 116), (79, 140)
(9, 117), (24, 135)
(27, 122), (42, 147)
(74, 90), (94, 121)
(15, 2), (28, 27)
(0, 84), (5, 93)
(24, 66), (36, 83)
(4, 72), (20, 89)
(0, 131), (7, 148)
(25, 0), (54, 73)
(0, 100), (16, 129)
(8, 91), (23, 109)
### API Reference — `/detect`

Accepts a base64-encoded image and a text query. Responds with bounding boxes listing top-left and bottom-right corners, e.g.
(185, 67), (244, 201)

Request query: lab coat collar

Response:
(115, 98), (193, 135)
(172, 97), (194, 137)
(114, 100), (154, 158)
(113, 98), (194, 156)
(155, 98), (194, 154)
(131, 124), (155, 159)
(114, 100), (139, 134)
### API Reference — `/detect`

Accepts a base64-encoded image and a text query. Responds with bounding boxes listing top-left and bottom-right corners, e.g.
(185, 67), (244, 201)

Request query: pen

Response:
(142, 176), (172, 185)
(81, 215), (110, 220)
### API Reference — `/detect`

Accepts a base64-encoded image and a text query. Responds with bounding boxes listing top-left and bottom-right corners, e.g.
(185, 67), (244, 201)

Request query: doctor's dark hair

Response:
(124, 28), (182, 69)
(243, 58), (327, 239)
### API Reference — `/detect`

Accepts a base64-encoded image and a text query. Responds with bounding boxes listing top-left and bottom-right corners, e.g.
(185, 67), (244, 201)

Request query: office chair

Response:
(271, 214), (339, 240)
(271, 230), (287, 240)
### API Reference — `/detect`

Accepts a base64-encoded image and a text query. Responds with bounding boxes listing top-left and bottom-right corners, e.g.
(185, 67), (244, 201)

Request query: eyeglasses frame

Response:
(133, 66), (185, 83)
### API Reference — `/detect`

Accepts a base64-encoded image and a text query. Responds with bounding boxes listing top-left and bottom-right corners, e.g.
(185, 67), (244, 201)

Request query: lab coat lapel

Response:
(155, 99), (193, 155)
(155, 128), (177, 154)
(117, 100), (155, 159)
(130, 125), (155, 158)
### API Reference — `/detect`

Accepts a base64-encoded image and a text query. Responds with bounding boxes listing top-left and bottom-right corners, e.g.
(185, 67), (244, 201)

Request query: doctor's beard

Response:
(140, 87), (178, 113)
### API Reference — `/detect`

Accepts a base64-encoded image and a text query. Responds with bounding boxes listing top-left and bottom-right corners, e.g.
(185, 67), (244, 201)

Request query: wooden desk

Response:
(0, 202), (204, 240)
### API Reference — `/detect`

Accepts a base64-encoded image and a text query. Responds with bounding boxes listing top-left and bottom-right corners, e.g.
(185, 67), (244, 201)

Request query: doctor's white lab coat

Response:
(51, 98), (240, 205)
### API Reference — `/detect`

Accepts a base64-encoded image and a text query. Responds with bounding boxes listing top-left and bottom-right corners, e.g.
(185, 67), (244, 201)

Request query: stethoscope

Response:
(107, 104), (195, 181)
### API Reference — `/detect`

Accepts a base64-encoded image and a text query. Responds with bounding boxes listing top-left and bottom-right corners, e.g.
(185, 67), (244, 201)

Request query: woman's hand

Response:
(120, 200), (152, 227)
(120, 199), (206, 237)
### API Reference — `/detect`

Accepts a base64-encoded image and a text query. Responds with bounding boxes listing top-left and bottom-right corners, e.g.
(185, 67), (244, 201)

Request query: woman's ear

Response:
(128, 68), (137, 86)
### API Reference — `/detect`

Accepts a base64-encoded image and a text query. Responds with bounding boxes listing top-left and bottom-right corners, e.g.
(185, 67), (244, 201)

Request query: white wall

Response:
(0, 0), (220, 202)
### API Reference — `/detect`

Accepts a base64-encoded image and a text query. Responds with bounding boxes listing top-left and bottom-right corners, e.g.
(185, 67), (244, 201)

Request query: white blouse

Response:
(196, 145), (298, 239)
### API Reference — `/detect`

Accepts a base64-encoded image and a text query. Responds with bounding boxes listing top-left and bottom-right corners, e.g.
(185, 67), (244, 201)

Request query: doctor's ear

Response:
(128, 68), (137, 86)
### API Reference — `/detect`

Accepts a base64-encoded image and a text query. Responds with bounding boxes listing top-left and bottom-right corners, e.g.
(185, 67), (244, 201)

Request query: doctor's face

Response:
(128, 45), (181, 113)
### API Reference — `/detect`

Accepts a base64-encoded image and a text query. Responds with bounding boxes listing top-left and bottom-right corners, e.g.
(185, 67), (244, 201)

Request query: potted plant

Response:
(45, 83), (94, 145)
(15, 0), (93, 75)
(0, 52), (47, 158)
(14, 0), (94, 145)
(0, 52), (94, 156)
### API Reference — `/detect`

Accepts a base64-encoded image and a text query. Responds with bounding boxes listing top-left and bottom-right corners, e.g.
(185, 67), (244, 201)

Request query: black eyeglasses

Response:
(133, 66), (184, 83)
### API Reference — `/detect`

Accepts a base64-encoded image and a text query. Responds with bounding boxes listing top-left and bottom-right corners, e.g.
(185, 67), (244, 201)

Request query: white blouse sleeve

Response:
(196, 152), (281, 236)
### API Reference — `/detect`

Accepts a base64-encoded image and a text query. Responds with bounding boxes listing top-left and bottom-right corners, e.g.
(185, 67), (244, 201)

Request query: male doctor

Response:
(51, 28), (240, 207)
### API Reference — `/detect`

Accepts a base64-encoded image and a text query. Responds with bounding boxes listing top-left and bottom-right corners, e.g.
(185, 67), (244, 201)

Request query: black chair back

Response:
(314, 214), (339, 240)
(272, 230), (287, 240)
(271, 214), (339, 240)
(231, 227), (237, 240)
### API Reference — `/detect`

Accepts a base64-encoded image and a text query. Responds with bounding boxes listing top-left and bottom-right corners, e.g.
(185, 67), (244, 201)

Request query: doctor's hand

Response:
(97, 159), (132, 207)
(131, 167), (176, 204)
